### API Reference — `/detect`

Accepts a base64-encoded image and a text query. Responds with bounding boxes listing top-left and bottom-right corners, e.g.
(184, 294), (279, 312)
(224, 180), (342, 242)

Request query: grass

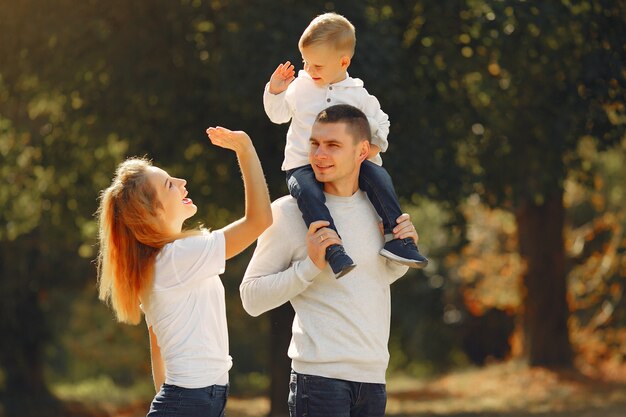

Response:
(383, 360), (626, 416)
(52, 360), (626, 417)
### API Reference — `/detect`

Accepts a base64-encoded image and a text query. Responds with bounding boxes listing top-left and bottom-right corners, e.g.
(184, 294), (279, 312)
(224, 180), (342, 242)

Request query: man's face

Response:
(309, 121), (367, 191)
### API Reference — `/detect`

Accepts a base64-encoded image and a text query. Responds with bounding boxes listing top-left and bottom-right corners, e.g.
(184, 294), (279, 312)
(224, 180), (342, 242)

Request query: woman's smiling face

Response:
(147, 166), (197, 235)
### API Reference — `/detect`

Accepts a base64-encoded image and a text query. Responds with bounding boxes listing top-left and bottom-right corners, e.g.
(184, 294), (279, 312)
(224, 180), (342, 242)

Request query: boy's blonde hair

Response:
(299, 12), (356, 57)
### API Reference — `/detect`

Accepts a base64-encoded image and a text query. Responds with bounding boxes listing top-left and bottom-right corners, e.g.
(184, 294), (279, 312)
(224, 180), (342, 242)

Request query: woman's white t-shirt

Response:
(141, 229), (231, 388)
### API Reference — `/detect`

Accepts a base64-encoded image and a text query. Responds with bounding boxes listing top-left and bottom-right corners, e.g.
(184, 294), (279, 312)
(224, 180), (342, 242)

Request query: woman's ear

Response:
(154, 204), (166, 223)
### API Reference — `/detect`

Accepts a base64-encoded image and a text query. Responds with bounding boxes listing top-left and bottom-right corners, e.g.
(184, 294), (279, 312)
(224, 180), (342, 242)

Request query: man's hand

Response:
(392, 213), (419, 245)
(268, 61), (296, 95)
(306, 220), (341, 270)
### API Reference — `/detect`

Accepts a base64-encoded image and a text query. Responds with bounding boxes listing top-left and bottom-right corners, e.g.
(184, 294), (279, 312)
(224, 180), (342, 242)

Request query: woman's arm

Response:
(206, 127), (272, 260)
(148, 326), (165, 392)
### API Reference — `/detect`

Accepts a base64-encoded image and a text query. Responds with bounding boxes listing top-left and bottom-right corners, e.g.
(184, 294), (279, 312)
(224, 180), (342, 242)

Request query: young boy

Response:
(264, 12), (427, 278)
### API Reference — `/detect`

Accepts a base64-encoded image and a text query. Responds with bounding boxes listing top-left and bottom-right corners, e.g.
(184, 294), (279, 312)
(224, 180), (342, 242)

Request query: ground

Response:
(59, 361), (626, 417)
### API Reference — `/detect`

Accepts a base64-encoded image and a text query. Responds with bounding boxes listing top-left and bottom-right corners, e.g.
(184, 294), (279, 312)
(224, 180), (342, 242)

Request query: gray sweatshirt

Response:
(241, 191), (408, 383)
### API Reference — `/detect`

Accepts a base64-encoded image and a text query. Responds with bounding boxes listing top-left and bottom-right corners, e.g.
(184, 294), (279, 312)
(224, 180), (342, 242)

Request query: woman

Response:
(96, 127), (272, 417)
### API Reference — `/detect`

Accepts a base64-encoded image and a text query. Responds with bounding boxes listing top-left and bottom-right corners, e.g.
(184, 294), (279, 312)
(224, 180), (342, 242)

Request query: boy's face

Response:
(300, 44), (350, 86)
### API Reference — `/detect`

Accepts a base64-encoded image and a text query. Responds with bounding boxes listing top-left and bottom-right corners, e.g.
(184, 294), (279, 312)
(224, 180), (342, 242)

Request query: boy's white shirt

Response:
(264, 70), (390, 171)
(241, 192), (408, 383)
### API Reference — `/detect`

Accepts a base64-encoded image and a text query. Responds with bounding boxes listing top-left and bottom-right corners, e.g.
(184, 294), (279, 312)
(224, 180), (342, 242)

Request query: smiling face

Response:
(309, 121), (369, 196)
(146, 166), (197, 235)
(300, 44), (350, 86)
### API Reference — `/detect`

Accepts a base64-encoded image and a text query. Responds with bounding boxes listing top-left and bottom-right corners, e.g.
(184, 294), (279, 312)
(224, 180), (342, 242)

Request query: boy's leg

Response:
(287, 166), (355, 278)
(359, 160), (428, 268)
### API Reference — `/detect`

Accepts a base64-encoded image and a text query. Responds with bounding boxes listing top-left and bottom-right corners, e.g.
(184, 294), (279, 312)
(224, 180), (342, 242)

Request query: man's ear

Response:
(340, 55), (351, 70)
(357, 140), (370, 162)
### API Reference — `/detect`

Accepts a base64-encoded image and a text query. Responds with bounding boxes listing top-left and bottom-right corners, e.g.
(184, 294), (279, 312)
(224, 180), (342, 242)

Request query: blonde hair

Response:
(96, 157), (197, 325)
(299, 12), (356, 57)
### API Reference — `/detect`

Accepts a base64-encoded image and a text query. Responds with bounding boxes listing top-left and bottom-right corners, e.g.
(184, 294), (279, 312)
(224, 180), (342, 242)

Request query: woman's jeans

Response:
(288, 371), (387, 417)
(146, 383), (229, 417)
(287, 160), (402, 236)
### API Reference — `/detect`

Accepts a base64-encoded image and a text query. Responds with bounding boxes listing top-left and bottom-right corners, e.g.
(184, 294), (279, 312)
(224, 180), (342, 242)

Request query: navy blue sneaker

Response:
(380, 238), (428, 268)
(326, 244), (356, 279)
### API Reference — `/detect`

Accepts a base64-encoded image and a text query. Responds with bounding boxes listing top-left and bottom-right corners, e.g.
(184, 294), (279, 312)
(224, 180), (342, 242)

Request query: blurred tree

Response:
(0, 2), (129, 414)
(387, 0), (625, 367)
(2, 0), (624, 415)
(566, 138), (626, 374)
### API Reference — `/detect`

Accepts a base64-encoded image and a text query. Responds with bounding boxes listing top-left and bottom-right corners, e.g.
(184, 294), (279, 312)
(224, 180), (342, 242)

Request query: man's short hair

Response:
(315, 104), (371, 144)
(299, 13), (356, 57)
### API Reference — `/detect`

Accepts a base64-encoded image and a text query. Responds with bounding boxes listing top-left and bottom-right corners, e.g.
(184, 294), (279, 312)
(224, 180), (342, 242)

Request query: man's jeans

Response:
(146, 383), (228, 417)
(287, 160), (402, 236)
(288, 371), (387, 417)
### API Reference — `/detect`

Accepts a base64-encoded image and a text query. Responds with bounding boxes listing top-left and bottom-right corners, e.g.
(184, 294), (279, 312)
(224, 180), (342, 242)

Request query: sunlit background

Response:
(1, 1), (624, 416)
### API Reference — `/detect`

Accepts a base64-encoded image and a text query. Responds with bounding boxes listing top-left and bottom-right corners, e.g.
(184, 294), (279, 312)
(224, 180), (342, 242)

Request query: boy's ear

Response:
(340, 55), (351, 69)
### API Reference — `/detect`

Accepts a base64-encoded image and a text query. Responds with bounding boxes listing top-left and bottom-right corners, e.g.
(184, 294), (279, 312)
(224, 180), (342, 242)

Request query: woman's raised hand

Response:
(205, 126), (272, 260)
(206, 126), (254, 154)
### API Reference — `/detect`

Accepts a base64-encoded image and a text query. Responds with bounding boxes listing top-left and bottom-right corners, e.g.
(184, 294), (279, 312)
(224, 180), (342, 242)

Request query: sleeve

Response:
(263, 82), (293, 124)
(169, 230), (226, 286)
(240, 200), (321, 317)
(359, 88), (390, 153)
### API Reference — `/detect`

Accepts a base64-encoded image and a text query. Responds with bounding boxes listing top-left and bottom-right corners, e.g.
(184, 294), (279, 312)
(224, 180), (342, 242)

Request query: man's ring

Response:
(320, 234), (325, 242)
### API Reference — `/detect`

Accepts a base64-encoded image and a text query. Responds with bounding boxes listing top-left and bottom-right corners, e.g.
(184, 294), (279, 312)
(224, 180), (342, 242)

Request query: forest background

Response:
(0, 1), (624, 416)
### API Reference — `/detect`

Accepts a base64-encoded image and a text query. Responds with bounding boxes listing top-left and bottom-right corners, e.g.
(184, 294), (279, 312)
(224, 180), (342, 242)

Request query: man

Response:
(240, 104), (420, 417)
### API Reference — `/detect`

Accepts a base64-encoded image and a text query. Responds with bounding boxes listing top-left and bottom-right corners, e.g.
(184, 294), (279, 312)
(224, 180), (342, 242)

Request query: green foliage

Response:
(379, 0), (625, 207)
(52, 375), (153, 407)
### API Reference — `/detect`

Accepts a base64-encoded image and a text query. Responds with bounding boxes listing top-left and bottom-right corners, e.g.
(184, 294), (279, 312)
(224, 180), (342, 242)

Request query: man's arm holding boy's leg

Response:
(240, 200), (325, 317)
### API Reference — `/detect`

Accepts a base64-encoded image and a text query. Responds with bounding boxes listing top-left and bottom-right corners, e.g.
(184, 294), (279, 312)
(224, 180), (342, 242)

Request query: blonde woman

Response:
(96, 127), (272, 417)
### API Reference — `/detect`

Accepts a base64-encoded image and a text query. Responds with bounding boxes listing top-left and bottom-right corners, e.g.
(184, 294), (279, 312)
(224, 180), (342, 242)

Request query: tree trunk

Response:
(515, 191), (573, 367)
(0, 238), (61, 417)
(268, 303), (294, 417)
(0, 293), (61, 417)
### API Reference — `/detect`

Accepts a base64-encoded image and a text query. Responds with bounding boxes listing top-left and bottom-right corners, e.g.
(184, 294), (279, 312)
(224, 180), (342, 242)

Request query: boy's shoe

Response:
(380, 238), (429, 269)
(326, 244), (356, 279)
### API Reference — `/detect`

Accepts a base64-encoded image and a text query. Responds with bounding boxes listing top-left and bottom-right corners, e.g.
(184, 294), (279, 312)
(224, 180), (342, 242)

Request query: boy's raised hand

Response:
(268, 61), (295, 95)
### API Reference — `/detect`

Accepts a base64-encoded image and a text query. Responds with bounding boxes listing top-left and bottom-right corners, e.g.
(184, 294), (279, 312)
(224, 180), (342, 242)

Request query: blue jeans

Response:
(146, 383), (228, 417)
(287, 161), (402, 236)
(288, 371), (387, 417)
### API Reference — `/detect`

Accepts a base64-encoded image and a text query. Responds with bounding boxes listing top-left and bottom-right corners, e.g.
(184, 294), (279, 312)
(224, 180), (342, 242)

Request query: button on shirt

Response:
(263, 70), (390, 171)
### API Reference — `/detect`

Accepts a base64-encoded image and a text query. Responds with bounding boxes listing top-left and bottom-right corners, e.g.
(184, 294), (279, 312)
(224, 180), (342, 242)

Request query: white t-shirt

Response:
(141, 229), (231, 388)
